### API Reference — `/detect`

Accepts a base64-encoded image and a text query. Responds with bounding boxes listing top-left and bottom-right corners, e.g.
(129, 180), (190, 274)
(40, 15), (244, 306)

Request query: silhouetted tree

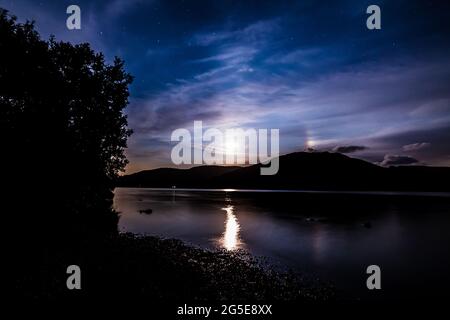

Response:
(1, 8), (133, 240)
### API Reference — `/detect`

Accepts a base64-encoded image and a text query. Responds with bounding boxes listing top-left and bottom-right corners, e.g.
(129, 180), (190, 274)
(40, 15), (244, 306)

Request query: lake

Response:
(114, 187), (450, 301)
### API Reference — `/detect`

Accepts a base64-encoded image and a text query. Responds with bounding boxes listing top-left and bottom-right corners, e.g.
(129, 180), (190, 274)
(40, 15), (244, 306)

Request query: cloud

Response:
(332, 145), (368, 154)
(126, 58), (450, 170)
(368, 124), (450, 166)
(193, 46), (258, 69)
(402, 142), (430, 152)
(380, 155), (419, 167)
(191, 19), (280, 47)
(265, 48), (324, 65)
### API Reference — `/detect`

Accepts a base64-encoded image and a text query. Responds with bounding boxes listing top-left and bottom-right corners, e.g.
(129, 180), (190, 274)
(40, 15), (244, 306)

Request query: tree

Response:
(0, 8), (133, 238)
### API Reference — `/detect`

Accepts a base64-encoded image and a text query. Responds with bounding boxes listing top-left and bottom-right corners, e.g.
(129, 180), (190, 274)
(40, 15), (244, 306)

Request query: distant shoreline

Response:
(115, 187), (450, 198)
(117, 152), (450, 193)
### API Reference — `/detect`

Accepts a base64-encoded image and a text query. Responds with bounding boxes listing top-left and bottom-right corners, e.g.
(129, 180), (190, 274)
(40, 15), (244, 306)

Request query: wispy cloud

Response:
(380, 155), (420, 167)
(126, 54), (450, 171)
(191, 19), (280, 47)
(402, 142), (430, 152)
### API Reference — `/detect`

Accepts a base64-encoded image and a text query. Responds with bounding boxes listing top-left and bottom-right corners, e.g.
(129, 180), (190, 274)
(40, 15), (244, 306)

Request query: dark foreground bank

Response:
(14, 233), (334, 302)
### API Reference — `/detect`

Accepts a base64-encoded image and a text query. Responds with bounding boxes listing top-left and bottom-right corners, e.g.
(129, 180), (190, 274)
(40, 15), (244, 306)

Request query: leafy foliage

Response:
(0, 9), (132, 183)
(1, 8), (133, 241)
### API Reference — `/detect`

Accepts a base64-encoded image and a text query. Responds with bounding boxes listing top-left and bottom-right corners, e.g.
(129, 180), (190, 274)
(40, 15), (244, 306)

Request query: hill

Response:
(117, 152), (450, 192)
(118, 165), (240, 188)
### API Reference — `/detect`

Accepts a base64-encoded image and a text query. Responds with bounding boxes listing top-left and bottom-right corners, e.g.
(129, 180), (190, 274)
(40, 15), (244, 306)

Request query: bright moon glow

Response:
(221, 205), (241, 250)
(306, 139), (315, 148)
(225, 138), (238, 156)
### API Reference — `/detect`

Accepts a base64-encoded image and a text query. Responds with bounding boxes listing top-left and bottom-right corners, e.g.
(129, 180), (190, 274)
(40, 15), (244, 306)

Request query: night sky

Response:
(1, 0), (450, 173)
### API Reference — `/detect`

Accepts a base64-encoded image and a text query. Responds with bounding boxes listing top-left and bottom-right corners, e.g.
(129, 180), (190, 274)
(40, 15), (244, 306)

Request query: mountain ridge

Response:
(117, 152), (450, 192)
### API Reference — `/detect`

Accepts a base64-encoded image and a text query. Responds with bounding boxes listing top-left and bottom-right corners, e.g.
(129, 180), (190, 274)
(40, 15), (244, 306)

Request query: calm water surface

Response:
(114, 187), (450, 300)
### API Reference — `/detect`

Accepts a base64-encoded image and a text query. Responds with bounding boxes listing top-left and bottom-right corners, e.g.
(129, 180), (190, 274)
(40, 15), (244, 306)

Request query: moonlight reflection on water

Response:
(115, 188), (450, 299)
(221, 205), (242, 250)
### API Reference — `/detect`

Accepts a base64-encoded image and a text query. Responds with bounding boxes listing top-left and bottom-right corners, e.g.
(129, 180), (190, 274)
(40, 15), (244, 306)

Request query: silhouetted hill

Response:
(117, 152), (450, 192)
(118, 165), (240, 188)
